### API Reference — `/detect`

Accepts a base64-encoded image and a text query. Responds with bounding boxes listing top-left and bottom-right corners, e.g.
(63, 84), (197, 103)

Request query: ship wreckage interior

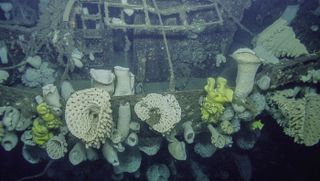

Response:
(0, 0), (320, 180)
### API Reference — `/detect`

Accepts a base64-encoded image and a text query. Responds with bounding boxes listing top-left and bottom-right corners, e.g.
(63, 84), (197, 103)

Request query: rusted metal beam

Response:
(0, 84), (203, 124)
(256, 53), (320, 89)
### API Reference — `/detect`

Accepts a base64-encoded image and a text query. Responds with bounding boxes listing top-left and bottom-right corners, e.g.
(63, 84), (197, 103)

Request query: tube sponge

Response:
(113, 66), (135, 96)
(146, 164), (170, 181)
(15, 115), (32, 131)
(129, 122), (140, 132)
(249, 92), (267, 116)
(139, 137), (162, 156)
(21, 130), (36, 146)
(193, 133), (217, 158)
(168, 140), (187, 161)
(68, 142), (87, 165)
(89, 69), (115, 95)
(110, 129), (122, 144)
(126, 132), (139, 147)
(114, 147), (142, 174)
(46, 134), (68, 160)
(207, 124), (231, 149)
(22, 145), (46, 164)
(194, 141), (217, 158)
(1, 106), (20, 131)
(42, 84), (61, 108)
(182, 121), (195, 144)
(231, 48), (262, 99)
(102, 141), (120, 166)
(117, 102), (131, 141)
(61, 81), (75, 101)
(1, 131), (18, 151)
(256, 75), (271, 90)
(113, 143), (125, 153)
(86, 147), (99, 161)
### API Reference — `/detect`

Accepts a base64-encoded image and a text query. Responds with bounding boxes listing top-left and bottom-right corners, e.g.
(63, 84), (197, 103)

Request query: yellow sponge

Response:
(201, 77), (234, 123)
(31, 120), (53, 147)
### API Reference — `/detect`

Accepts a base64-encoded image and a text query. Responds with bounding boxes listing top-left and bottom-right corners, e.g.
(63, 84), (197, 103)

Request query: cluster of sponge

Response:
(65, 88), (113, 148)
(21, 62), (56, 87)
(134, 93), (181, 134)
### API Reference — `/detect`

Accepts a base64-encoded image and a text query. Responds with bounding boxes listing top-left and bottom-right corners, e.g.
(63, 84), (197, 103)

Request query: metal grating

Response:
(103, 0), (223, 32)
